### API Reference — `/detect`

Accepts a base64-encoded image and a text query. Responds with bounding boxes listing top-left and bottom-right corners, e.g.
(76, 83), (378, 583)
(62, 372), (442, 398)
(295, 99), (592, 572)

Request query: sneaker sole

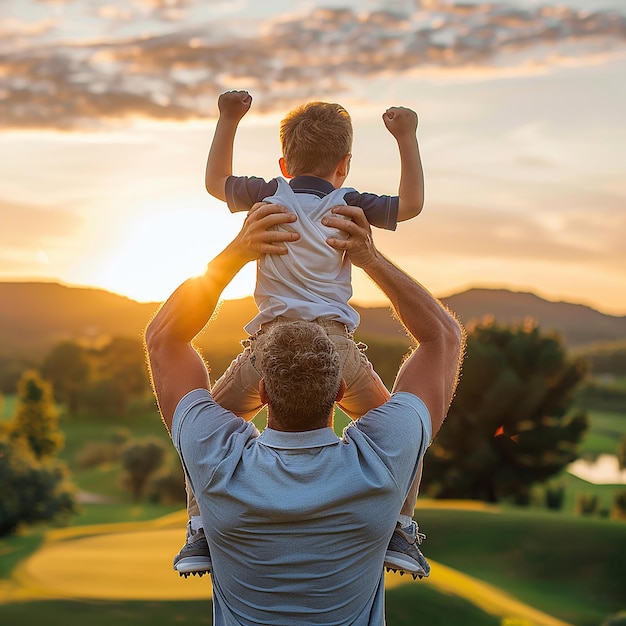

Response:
(174, 556), (212, 574)
(384, 552), (430, 578)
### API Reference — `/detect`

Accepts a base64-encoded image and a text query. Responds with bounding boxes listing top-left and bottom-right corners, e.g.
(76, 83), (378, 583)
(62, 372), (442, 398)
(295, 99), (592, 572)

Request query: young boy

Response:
(173, 90), (429, 580)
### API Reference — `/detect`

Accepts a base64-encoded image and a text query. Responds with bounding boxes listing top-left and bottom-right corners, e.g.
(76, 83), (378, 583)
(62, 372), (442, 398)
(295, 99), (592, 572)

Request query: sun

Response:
(92, 206), (257, 303)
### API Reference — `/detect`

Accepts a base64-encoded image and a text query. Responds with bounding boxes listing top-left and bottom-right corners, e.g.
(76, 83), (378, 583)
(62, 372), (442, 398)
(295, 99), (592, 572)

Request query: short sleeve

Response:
(225, 176), (279, 213)
(172, 389), (259, 496)
(343, 191), (399, 231)
(347, 392), (431, 497)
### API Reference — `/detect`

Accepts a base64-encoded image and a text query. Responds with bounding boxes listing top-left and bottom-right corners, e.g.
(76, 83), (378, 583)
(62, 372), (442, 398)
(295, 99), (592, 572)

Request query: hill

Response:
(439, 288), (626, 348)
(1, 282), (625, 361)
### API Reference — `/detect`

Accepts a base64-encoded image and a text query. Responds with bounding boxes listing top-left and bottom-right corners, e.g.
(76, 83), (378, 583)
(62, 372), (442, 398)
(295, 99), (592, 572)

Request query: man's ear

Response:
(335, 378), (346, 402)
(279, 157), (293, 179)
(259, 379), (269, 404)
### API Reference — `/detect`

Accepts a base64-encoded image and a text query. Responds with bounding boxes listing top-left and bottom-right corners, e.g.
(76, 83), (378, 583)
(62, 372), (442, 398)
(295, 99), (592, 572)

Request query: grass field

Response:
(579, 409), (626, 459)
(1, 393), (625, 625)
(416, 507), (626, 626)
(0, 508), (583, 626)
(0, 593), (506, 626)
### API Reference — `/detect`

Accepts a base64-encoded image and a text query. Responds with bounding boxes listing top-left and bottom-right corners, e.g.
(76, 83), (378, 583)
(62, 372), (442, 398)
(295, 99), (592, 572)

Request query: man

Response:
(145, 202), (464, 625)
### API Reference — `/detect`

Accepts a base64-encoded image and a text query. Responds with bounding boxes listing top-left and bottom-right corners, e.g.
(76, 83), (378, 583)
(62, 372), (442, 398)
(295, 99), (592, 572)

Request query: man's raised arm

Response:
(145, 203), (298, 432)
(325, 206), (464, 436)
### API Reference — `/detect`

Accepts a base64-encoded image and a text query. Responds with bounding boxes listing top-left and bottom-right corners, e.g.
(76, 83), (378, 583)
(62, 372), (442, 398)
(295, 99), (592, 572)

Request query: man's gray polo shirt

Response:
(173, 389), (431, 626)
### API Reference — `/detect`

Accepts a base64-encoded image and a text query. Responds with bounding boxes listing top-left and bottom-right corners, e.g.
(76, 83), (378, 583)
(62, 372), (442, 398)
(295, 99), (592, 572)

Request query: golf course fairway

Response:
(0, 511), (573, 626)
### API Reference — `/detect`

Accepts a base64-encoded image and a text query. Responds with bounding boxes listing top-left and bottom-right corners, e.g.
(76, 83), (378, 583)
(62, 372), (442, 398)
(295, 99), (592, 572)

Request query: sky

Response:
(1, 0), (625, 315)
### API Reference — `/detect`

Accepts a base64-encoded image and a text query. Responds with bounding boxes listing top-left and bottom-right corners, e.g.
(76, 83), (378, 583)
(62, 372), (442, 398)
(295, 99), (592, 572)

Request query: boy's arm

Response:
(205, 90), (253, 202)
(382, 106), (424, 222)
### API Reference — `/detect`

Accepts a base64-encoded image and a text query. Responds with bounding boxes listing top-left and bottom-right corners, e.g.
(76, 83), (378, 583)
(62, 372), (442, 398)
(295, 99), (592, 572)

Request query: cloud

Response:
(0, 198), (82, 246)
(382, 201), (626, 271)
(1, 1), (625, 130)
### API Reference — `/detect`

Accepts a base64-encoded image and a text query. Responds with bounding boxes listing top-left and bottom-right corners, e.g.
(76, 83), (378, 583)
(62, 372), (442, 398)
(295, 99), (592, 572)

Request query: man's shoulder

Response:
(174, 388), (213, 416)
(350, 392), (432, 444)
(172, 388), (249, 447)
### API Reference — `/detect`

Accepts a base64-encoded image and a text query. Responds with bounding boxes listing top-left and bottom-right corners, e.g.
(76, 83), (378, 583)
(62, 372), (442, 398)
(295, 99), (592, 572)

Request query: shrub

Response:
(545, 484), (565, 511)
(77, 441), (120, 469)
(612, 490), (626, 521)
(147, 465), (186, 505)
(575, 493), (599, 516)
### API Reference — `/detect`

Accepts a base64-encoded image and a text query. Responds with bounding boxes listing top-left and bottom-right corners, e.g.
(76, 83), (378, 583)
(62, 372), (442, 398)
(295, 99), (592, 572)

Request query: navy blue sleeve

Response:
(225, 176), (279, 213)
(344, 191), (399, 231)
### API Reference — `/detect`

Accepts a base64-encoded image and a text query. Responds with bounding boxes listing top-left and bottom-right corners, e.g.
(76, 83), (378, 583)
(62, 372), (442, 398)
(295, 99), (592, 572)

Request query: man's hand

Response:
(234, 202), (299, 263)
(323, 205), (378, 269)
(218, 90), (252, 122)
(382, 106), (418, 140)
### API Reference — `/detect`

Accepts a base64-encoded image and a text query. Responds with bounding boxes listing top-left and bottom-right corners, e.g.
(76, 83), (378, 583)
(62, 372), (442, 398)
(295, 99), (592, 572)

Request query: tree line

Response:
(3, 318), (624, 537)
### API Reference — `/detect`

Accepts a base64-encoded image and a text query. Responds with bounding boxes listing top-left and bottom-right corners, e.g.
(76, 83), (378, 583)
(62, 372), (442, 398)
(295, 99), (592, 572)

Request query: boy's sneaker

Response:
(173, 522), (211, 578)
(384, 520), (430, 580)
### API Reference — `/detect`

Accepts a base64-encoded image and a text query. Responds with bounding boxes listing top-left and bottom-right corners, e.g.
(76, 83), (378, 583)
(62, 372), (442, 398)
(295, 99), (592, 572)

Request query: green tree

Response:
(423, 319), (588, 503)
(10, 370), (63, 460)
(0, 439), (76, 536)
(41, 341), (90, 415)
(0, 371), (76, 536)
(41, 337), (150, 417)
(120, 437), (167, 502)
(93, 337), (150, 415)
(147, 463), (186, 505)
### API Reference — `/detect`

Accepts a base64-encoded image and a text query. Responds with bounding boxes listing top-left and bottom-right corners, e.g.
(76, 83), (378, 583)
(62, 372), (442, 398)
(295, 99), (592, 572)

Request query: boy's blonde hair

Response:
(280, 102), (353, 178)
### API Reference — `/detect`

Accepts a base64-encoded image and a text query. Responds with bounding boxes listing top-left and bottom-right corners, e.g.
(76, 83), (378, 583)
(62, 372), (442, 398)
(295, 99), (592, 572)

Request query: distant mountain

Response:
(1, 282), (624, 362)
(439, 288), (626, 348)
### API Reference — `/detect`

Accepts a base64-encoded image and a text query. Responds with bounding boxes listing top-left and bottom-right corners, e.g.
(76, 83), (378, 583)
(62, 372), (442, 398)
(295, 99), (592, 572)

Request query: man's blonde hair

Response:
(280, 102), (353, 178)
(260, 321), (342, 430)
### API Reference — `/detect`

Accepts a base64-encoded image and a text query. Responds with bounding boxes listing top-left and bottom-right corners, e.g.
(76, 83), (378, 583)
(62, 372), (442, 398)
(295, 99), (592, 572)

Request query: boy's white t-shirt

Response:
(245, 177), (360, 334)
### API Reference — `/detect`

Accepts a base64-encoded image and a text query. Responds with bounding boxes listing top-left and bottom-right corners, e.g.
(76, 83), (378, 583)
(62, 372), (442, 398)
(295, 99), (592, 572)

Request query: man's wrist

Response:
(201, 241), (248, 289)
(354, 247), (383, 272)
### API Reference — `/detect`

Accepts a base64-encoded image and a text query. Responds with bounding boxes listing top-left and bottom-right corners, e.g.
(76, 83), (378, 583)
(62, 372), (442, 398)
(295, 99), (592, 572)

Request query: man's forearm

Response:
(146, 240), (247, 347)
(361, 250), (458, 347)
(325, 203), (463, 427)
(146, 204), (298, 347)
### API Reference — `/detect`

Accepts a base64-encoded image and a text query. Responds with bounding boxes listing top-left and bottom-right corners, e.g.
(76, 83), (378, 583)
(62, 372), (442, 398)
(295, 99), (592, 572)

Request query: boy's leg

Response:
(330, 332), (430, 580)
(401, 461), (422, 519)
(385, 430), (429, 579)
(173, 481), (211, 577)
(332, 333), (389, 418)
(210, 336), (265, 420)
(174, 338), (265, 577)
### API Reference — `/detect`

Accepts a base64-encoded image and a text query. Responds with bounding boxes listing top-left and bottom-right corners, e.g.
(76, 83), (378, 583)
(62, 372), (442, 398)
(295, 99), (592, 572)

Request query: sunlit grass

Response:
(417, 508), (626, 626)
(3, 512), (568, 626)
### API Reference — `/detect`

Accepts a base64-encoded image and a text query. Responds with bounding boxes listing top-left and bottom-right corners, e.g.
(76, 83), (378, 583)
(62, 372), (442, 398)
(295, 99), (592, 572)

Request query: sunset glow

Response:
(1, 0), (625, 313)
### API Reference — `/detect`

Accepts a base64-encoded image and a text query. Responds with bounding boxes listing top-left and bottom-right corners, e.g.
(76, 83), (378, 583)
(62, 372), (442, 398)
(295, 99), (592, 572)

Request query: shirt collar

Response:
(258, 427), (340, 449)
(289, 175), (334, 198)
